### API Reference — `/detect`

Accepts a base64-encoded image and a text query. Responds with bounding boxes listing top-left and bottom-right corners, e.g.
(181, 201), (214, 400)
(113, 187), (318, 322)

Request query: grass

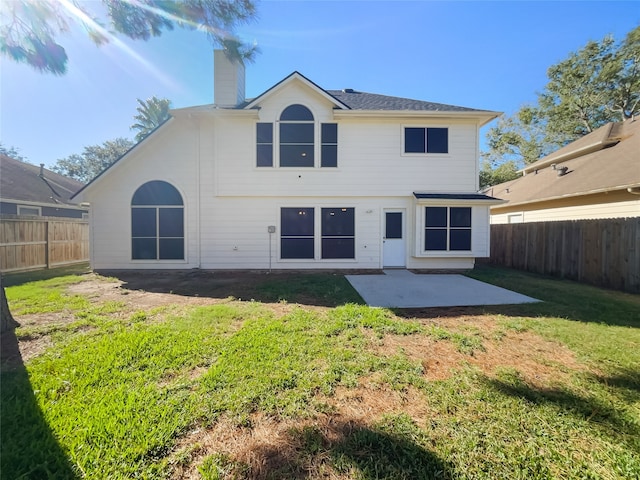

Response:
(1, 265), (639, 479)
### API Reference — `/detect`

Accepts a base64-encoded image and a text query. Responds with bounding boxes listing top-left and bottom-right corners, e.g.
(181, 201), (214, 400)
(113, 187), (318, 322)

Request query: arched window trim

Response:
(131, 181), (185, 261)
(278, 104), (315, 168)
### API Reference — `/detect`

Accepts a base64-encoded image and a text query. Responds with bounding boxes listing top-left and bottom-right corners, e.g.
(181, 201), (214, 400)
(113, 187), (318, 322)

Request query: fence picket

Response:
(490, 218), (640, 293)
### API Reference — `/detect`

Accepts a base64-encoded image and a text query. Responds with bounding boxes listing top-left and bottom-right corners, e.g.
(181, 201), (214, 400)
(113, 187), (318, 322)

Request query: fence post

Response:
(45, 219), (50, 269)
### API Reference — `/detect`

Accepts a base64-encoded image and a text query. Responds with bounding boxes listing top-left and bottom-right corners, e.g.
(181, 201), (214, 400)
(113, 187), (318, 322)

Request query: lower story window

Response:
(132, 207), (184, 259)
(281, 208), (314, 259)
(425, 207), (471, 251)
(280, 207), (355, 260)
(321, 208), (354, 258)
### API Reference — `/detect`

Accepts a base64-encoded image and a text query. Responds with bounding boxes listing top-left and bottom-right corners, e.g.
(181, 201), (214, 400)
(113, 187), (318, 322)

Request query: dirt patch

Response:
(373, 315), (586, 387)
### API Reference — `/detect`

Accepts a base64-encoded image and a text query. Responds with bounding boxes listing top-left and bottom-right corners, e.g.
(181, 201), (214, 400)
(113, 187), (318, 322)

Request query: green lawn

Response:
(1, 266), (639, 479)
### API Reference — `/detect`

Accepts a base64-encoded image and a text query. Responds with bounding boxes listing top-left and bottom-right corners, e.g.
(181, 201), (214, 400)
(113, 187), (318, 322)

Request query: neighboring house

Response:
(72, 51), (501, 271)
(487, 119), (640, 224)
(0, 155), (88, 219)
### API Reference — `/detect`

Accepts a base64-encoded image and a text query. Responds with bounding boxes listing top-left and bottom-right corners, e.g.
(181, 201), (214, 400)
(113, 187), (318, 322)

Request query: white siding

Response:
(83, 120), (201, 269)
(80, 79), (488, 271)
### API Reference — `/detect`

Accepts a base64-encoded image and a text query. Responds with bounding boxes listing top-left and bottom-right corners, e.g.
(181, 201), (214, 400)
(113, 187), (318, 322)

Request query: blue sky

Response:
(1, 1), (638, 169)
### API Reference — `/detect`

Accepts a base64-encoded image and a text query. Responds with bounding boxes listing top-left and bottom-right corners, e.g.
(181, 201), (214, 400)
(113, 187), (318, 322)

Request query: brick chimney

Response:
(214, 50), (245, 107)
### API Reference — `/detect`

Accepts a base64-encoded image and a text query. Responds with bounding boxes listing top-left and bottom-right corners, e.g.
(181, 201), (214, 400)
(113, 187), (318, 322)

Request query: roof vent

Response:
(342, 88), (354, 93)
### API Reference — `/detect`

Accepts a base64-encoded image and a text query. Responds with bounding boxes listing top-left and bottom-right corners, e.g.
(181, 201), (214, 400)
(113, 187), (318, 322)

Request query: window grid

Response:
(424, 207), (471, 251)
(321, 208), (354, 259)
(280, 207), (355, 260)
(131, 181), (184, 261)
(404, 127), (448, 154)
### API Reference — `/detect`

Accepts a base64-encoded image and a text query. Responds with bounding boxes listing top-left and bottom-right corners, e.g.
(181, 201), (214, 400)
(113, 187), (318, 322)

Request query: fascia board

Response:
(333, 110), (501, 125)
(244, 72), (349, 110)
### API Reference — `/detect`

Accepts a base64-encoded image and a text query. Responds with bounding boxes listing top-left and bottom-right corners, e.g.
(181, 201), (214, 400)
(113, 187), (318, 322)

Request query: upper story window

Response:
(404, 127), (448, 154)
(256, 104), (338, 168)
(280, 104), (314, 167)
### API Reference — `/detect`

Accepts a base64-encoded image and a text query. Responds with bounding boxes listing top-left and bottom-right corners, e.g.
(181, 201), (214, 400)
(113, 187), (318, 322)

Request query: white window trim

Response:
(401, 124), (450, 157)
(130, 204), (187, 263)
(255, 107), (339, 169)
(17, 205), (42, 216)
(414, 204), (473, 257)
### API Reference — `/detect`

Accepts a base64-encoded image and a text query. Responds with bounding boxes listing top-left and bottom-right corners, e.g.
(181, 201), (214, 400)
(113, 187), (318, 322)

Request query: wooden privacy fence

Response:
(490, 218), (640, 293)
(0, 216), (89, 273)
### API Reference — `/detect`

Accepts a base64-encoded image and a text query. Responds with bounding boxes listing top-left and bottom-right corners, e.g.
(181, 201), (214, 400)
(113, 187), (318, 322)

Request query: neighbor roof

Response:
(0, 155), (85, 206)
(487, 118), (640, 208)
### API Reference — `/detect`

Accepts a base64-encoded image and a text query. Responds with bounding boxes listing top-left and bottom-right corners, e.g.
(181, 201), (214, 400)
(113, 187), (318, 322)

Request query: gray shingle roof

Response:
(0, 154), (84, 206)
(326, 90), (486, 112)
(238, 72), (491, 113)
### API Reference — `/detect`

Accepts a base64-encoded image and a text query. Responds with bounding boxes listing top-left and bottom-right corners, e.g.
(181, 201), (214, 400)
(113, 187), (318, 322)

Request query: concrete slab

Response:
(346, 270), (539, 308)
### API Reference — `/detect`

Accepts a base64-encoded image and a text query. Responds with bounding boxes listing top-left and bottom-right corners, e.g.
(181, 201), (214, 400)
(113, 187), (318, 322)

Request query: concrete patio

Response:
(346, 269), (539, 308)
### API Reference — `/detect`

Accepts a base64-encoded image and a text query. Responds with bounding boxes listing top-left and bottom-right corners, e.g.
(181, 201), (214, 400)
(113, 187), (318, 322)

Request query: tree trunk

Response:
(1, 284), (19, 333)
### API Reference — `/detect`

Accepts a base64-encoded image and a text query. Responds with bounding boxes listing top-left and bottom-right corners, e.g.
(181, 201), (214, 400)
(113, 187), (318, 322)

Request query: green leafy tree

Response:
(0, 142), (29, 162)
(0, 0), (258, 75)
(131, 96), (172, 142)
(483, 106), (557, 167)
(52, 137), (134, 183)
(482, 25), (640, 185)
(479, 160), (520, 189)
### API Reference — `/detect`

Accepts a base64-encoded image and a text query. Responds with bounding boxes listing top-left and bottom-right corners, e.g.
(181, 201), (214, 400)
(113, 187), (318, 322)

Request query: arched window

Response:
(279, 104), (314, 167)
(131, 181), (184, 260)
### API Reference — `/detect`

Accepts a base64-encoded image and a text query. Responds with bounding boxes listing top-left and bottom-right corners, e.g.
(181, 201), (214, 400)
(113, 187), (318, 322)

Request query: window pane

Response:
(321, 145), (337, 167)
(159, 208), (183, 237)
(427, 128), (448, 154)
(257, 123), (273, 143)
(280, 104), (314, 121)
(405, 127), (425, 153)
(132, 180), (183, 205)
(280, 123), (314, 144)
(425, 229), (447, 250)
(450, 229), (471, 250)
(280, 145), (314, 167)
(281, 208), (314, 236)
(132, 208), (156, 237)
(322, 238), (354, 259)
(159, 238), (184, 259)
(257, 144), (273, 167)
(450, 207), (471, 227)
(281, 238), (314, 259)
(321, 123), (337, 143)
(322, 208), (354, 236)
(385, 212), (402, 239)
(425, 207), (447, 227)
(132, 238), (157, 259)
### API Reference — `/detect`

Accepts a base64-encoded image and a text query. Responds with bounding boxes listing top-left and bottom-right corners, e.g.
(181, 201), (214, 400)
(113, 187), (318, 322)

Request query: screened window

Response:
(321, 208), (354, 259)
(281, 208), (314, 258)
(256, 123), (273, 167)
(405, 127), (448, 154)
(280, 104), (314, 167)
(131, 181), (184, 260)
(321, 123), (338, 167)
(425, 207), (471, 251)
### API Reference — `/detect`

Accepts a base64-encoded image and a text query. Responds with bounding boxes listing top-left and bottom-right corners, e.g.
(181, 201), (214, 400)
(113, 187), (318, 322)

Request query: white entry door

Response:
(383, 210), (406, 267)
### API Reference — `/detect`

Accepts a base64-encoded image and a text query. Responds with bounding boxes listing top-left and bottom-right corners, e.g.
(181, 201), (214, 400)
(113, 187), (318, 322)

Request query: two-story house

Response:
(73, 51), (501, 271)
